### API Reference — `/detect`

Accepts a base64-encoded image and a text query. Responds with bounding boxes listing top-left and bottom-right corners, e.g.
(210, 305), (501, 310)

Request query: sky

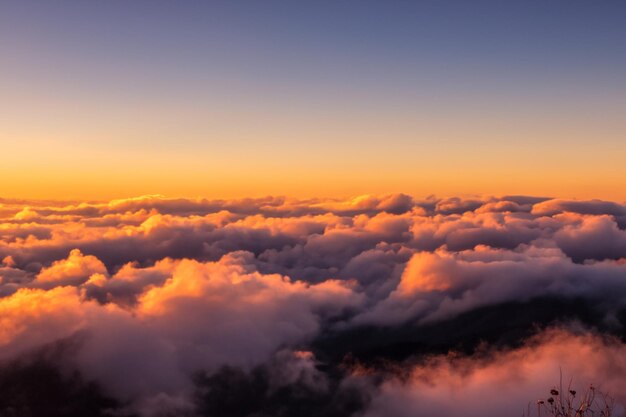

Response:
(1, 0), (625, 200)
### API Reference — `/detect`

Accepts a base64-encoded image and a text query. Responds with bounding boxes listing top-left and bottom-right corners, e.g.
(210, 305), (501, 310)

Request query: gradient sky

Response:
(1, 0), (625, 201)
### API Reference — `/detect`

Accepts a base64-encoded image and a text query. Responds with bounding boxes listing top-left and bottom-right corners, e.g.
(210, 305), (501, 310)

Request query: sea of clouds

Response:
(1, 194), (626, 416)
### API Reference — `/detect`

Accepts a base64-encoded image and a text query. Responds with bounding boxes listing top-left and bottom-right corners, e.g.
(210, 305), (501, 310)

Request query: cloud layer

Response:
(1, 194), (626, 416)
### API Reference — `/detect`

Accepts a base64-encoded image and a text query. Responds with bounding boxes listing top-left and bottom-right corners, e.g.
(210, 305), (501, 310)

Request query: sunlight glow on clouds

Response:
(1, 194), (626, 416)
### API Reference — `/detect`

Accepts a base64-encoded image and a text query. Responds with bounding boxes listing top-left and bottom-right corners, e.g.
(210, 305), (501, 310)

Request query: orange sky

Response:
(2, 1), (625, 202)
(1, 132), (624, 202)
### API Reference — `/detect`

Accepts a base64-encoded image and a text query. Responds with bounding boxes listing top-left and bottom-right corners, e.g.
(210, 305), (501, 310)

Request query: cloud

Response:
(0, 286), (96, 359)
(362, 328), (626, 417)
(1, 194), (626, 416)
(352, 244), (626, 326)
(0, 250), (363, 413)
(532, 198), (626, 217)
(35, 249), (108, 288)
(554, 215), (626, 261)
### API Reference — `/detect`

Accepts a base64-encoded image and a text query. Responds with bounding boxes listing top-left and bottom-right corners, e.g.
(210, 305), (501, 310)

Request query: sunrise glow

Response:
(2, 2), (626, 416)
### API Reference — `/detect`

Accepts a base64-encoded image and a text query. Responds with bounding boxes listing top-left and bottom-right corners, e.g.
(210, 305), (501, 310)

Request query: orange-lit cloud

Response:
(363, 329), (626, 417)
(1, 194), (626, 416)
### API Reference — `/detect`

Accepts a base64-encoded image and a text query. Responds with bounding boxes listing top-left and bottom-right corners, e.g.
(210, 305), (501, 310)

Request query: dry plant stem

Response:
(525, 379), (621, 417)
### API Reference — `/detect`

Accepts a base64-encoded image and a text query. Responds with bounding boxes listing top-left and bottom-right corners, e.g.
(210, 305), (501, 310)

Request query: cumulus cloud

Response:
(1, 194), (626, 416)
(363, 329), (626, 417)
(35, 249), (108, 288)
(0, 250), (362, 413)
(352, 244), (626, 327)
